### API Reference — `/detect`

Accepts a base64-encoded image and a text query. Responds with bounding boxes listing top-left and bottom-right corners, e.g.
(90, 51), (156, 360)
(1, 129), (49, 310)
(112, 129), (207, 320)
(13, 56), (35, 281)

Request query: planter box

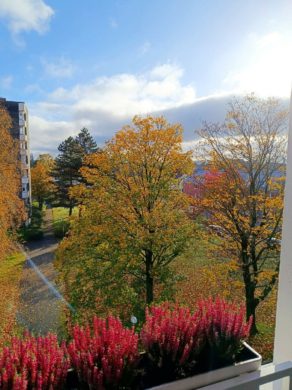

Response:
(147, 342), (261, 390)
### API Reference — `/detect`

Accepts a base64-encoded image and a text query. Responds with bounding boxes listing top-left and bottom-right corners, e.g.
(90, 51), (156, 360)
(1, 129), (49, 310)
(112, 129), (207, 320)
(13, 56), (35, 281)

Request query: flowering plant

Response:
(198, 297), (253, 365)
(0, 333), (69, 389)
(68, 315), (139, 389)
(140, 303), (204, 382)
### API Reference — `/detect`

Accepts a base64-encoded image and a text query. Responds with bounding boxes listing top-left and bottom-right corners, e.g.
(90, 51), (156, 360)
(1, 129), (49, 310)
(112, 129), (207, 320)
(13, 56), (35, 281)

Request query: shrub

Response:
(19, 207), (44, 242)
(198, 297), (253, 365)
(68, 316), (139, 389)
(53, 220), (69, 238)
(0, 333), (69, 389)
(140, 303), (204, 382)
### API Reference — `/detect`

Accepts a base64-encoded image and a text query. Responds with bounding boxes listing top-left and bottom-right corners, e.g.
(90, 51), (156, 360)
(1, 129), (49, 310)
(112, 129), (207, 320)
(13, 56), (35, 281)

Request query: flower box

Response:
(147, 342), (261, 390)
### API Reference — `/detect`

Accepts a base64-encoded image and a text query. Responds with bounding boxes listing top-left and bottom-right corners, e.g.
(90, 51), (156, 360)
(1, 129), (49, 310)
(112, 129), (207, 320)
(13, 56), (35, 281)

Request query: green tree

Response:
(53, 129), (98, 215)
(76, 128), (98, 154)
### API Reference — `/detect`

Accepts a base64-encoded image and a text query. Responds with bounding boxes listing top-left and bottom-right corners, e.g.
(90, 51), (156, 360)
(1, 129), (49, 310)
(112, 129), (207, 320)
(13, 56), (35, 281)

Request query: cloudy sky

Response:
(0, 0), (291, 155)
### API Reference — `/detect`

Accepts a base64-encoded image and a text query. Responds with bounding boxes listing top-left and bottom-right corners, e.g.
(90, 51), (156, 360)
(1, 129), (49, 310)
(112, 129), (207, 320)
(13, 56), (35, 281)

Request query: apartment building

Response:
(0, 98), (32, 208)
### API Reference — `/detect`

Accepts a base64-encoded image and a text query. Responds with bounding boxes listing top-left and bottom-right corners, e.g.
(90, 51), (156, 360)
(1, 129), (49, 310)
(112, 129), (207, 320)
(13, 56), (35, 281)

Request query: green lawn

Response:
(52, 207), (78, 238)
(0, 252), (26, 345)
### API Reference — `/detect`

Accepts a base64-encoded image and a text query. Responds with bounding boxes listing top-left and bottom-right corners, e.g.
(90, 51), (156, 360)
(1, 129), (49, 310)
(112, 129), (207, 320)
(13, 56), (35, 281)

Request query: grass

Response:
(0, 252), (26, 345)
(172, 232), (277, 363)
(52, 207), (78, 238)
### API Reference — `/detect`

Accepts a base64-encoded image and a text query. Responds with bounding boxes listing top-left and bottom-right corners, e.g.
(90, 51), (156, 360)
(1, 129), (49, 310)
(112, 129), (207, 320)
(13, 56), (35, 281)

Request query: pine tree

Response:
(76, 128), (98, 155)
(53, 129), (98, 215)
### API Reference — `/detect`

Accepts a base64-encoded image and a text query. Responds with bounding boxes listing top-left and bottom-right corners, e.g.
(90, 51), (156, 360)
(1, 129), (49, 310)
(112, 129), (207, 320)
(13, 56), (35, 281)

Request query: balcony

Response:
(21, 176), (29, 184)
(19, 134), (27, 141)
(197, 362), (292, 389)
(21, 191), (29, 199)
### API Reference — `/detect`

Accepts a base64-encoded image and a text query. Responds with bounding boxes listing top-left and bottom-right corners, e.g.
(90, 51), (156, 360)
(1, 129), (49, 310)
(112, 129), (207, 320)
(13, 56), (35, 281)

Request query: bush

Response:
(198, 297), (253, 366)
(141, 303), (204, 382)
(0, 300), (253, 389)
(19, 207), (44, 242)
(68, 316), (139, 389)
(53, 219), (70, 238)
(140, 298), (252, 383)
(0, 333), (69, 389)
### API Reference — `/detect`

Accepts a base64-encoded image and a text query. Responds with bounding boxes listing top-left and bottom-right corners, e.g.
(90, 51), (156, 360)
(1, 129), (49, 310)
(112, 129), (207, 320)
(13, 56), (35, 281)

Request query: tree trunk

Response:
(242, 260), (258, 335)
(245, 286), (258, 335)
(145, 250), (154, 304)
(38, 198), (43, 210)
(69, 202), (73, 216)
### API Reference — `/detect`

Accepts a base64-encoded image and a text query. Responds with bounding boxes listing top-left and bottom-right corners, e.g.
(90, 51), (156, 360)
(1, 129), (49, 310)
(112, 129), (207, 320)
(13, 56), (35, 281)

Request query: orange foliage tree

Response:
(193, 95), (287, 333)
(0, 103), (26, 259)
(31, 155), (55, 209)
(56, 116), (195, 320)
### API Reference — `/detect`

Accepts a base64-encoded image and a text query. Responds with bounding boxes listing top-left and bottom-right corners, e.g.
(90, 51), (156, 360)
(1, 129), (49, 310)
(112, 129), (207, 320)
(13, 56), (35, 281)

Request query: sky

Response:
(0, 0), (291, 155)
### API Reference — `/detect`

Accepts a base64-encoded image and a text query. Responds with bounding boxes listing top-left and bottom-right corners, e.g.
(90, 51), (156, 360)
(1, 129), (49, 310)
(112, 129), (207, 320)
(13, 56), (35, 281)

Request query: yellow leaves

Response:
(0, 252), (25, 346)
(0, 104), (26, 260)
(58, 116), (196, 317)
(31, 160), (55, 204)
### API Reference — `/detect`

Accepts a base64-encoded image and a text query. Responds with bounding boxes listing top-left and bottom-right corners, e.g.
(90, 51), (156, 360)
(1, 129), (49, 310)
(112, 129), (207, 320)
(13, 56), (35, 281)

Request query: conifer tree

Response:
(53, 129), (98, 215)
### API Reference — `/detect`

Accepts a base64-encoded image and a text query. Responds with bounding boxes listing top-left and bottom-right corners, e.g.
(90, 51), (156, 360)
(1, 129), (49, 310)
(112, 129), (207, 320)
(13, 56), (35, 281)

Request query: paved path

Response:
(17, 209), (66, 336)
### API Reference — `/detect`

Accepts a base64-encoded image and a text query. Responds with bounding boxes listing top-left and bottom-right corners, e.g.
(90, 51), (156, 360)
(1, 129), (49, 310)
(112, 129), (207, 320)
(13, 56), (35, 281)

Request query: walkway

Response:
(17, 209), (66, 336)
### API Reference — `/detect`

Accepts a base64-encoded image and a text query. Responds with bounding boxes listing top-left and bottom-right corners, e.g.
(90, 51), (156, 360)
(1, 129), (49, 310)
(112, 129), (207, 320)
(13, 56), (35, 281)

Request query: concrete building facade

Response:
(0, 98), (32, 208)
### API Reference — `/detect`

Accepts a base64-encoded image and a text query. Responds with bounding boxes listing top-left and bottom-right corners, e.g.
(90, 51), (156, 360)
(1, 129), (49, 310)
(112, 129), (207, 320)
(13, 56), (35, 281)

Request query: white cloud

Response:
(0, 0), (54, 34)
(0, 75), (13, 89)
(48, 64), (196, 117)
(29, 64), (197, 155)
(28, 61), (289, 157)
(41, 57), (75, 78)
(223, 31), (292, 98)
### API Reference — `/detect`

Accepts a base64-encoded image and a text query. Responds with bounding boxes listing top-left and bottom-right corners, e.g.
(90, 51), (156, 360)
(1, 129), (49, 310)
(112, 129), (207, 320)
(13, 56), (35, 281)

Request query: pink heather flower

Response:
(68, 315), (139, 389)
(198, 297), (253, 360)
(0, 333), (70, 390)
(141, 303), (204, 371)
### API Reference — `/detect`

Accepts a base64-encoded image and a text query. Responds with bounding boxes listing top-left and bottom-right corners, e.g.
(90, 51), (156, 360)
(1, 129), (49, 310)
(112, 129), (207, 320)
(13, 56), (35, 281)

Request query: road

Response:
(17, 209), (67, 336)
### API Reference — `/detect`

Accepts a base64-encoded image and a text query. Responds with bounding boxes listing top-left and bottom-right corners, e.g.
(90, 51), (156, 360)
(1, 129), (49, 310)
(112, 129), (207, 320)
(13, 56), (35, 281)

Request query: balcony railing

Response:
(198, 362), (292, 390)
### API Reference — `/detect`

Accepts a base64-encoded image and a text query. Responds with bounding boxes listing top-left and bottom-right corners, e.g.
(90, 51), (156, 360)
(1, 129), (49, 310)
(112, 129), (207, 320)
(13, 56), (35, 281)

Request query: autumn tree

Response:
(194, 95), (287, 333)
(31, 155), (55, 209)
(56, 116), (194, 319)
(0, 103), (26, 259)
(53, 129), (98, 215)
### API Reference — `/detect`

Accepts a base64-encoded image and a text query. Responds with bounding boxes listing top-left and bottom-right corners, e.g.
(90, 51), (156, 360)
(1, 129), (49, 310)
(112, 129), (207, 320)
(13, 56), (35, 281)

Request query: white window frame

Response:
(273, 91), (292, 364)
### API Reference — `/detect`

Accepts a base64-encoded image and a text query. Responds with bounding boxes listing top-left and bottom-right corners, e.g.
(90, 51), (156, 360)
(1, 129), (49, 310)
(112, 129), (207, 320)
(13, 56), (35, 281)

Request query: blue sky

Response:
(0, 0), (291, 155)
